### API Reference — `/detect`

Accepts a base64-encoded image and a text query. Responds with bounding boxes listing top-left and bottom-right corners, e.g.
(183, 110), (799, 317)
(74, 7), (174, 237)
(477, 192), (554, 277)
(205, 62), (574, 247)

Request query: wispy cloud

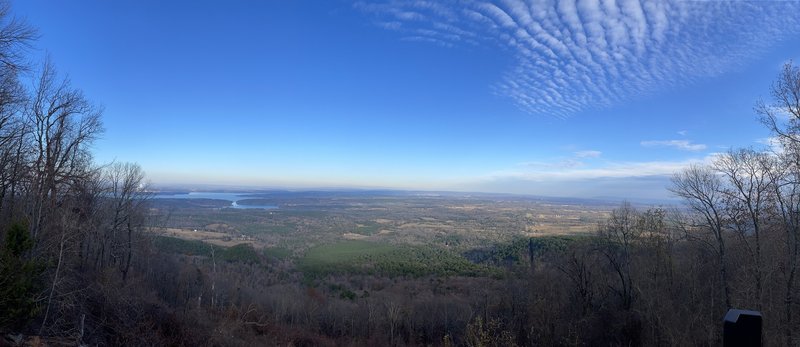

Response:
(756, 136), (784, 154)
(356, 1), (800, 118)
(677, 130), (688, 136)
(764, 105), (796, 120)
(518, 158), (585, 170)
(641, 139), (707, 151)
(517, 149), (601, 171)
(574, 150), (601, 158)
(487, 154), (718, 182)
(466, 153), (723, 200)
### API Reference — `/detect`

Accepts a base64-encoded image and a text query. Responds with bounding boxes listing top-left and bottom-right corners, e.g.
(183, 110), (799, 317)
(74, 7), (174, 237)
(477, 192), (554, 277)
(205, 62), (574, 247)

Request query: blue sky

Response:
(11, 0), (800, 200)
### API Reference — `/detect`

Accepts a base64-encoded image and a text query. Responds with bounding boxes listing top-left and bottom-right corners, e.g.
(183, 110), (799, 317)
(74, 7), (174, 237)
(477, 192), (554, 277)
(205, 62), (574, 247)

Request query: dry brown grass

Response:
(150, 227), (267, 248)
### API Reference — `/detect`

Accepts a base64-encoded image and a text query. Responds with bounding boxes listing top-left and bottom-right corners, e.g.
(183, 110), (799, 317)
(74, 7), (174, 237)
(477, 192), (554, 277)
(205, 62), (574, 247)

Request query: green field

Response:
(153, 236), (261, 264)
(152, 235), (211, 256)
(263, 246), (292, 260)
(353, 222), (382, 235)
(298, 240), (489, 278)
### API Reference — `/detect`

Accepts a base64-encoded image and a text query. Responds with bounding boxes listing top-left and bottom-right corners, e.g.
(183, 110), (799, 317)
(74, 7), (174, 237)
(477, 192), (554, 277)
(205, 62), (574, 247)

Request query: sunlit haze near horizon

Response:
(13, 0), (800, 201)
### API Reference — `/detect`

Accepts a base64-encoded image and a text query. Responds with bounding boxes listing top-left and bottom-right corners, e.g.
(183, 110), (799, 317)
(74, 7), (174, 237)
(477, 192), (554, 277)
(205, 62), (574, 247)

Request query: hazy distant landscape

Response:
(141, 189), (626, 344)
(148, 189), (613, 263)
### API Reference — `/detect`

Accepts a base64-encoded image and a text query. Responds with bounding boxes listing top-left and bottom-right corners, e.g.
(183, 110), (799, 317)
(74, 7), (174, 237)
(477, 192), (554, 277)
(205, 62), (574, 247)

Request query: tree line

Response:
(0, 3), (152, 343)
(670, 60), (800, 346)
(521, 61), (800, 345)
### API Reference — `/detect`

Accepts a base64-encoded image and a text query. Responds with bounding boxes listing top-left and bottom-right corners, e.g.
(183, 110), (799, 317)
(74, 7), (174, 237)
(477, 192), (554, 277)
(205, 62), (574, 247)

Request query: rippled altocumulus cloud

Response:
(356, 0), (800, 118)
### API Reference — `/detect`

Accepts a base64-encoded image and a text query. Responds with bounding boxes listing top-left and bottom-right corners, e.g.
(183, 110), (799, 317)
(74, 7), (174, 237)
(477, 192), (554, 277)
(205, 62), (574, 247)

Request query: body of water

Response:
(152, 192), (278, 209)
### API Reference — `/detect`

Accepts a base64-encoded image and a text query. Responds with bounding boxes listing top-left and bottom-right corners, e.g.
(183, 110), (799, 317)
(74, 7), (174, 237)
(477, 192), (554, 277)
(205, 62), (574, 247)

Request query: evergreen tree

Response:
(0, 222), (42, 330)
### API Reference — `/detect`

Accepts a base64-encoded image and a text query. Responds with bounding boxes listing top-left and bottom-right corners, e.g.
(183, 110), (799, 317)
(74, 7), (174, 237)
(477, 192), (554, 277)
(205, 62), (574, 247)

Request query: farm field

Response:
(147, 190), (617, 277)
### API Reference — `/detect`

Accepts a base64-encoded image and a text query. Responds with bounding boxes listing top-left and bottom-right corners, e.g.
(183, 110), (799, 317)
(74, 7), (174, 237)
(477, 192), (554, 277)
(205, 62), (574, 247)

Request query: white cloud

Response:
(518, 158), (585, 170)
(463, 153), (725, 200)
(765, 105), (796, 120)
(516, 149), (602, 171)
(468, 175), (678, 201)
(378, 21), (402, 30)
(357, 1), (800, 117)
(756, 136), (785, 154)
(574, 150), (602, 158)
(486, 154), (719, 182)
(641, 139), (707, 151)
(677, 130), (687, 136)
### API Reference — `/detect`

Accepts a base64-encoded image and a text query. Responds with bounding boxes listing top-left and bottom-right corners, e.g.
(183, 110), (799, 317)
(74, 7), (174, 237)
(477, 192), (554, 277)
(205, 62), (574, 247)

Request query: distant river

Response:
(152, 192), (279, 210)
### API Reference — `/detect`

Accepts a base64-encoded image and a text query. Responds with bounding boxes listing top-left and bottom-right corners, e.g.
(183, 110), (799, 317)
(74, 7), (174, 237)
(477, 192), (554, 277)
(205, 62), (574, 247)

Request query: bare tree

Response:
(554, 242), (596, 316)
(760, 151), (800, 345)
(714, 149), (774, 308)
(638, 208), (675, 287)
(597, 202), (640, 310)
(0, 1), (35, 219)
(758, 61), (800, 149)
(103, 162), (149, 281)
(670, 164), (732, 309)
(756, 60), (800, 346)
(26, 58), (102, 243)
(24, 59), (103, 335)
(385, 301), (403, 346)
(0, 1), (36, 72)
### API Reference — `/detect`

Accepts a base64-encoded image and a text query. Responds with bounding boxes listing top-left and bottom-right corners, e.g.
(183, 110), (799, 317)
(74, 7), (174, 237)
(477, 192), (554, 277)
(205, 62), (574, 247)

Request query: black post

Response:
(723, 309), (762, 347)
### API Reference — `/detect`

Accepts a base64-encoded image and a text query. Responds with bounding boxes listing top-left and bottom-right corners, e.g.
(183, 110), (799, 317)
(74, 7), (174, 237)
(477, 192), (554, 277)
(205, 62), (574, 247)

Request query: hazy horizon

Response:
(147, 178), (678, 204)
(13, 0), (800, 200)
